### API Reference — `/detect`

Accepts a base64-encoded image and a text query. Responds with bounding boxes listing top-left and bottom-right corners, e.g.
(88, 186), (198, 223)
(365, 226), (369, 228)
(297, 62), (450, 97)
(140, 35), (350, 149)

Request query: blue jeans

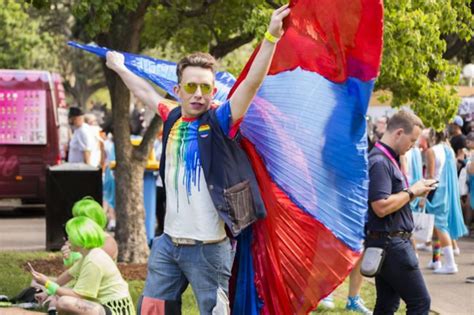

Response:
(366, 237), (431, 315)
(141, 234), (233, 315)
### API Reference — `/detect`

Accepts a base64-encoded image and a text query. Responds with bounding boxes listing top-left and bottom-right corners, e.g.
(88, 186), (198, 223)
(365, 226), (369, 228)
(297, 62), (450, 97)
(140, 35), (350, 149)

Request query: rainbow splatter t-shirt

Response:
(157, 100), (232, 241)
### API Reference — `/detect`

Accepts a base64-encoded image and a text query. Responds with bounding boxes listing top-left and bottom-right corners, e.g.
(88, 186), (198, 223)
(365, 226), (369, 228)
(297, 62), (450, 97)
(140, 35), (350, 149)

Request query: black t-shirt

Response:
(366, 143), (414, 233)
(450, 134), (466, 155)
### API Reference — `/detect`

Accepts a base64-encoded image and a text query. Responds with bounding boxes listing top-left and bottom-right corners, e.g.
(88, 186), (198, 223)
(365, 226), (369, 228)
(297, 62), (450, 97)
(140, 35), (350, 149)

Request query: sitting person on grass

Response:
(64, 196), (118, 264)
(31, 197), (118, 310)
(31, 216), (134, 315)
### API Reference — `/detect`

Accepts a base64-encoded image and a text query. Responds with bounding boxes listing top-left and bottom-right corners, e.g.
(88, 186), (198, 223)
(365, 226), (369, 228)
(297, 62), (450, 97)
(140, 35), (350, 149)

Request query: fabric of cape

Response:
(229, 0), (383, 314)
(69, 0), (384, 313)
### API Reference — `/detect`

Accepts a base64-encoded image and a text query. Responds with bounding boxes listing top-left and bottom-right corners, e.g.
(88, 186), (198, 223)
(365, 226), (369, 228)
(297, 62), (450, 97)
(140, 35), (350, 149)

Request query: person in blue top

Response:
(366, 110), (436, 315)
(105, 4), (291, 315)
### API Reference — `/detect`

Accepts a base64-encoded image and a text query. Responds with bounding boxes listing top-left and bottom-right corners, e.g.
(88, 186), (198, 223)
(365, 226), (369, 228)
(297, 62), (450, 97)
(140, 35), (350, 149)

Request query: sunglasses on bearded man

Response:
(181, 82), (213, 95)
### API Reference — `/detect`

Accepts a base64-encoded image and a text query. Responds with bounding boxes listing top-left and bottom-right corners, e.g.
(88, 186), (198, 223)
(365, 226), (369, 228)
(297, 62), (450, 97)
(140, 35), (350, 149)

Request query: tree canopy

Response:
(377, 0), (473, 130)
(0, 0), (59, 70)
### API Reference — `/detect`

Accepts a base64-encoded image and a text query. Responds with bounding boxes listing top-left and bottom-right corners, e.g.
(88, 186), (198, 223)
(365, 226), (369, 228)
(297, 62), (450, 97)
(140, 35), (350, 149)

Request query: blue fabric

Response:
(68, 41), (236, 105)
(103, 140), (116, 209)
(408, 148), (423, 212)
(425, 145), (468, 239)
(241, 68), (372, 251)
(232, 228), (261, 315)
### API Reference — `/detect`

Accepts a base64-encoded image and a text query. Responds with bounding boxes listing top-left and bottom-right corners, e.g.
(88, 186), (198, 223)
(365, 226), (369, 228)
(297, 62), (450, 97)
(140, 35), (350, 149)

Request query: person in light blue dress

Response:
(424, 130), (468, 274)
(103, 133), (116, 230)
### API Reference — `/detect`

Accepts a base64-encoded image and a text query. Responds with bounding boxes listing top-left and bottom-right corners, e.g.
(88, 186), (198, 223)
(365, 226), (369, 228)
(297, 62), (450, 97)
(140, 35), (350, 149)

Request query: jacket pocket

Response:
(224, 180), (257, 235)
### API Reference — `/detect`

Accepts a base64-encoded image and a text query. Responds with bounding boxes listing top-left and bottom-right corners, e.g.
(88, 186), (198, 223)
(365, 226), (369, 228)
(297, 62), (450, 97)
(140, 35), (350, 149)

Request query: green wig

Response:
(72, 197), (107, 230)
(65, 216), (105, 249)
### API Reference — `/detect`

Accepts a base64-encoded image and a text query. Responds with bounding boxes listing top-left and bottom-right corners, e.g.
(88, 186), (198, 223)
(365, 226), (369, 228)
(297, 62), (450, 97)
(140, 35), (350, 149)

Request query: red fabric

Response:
(140, 296), (165, 315)
(242, 139), (361, 314)
(226, 1), (383, 313)
(229, 0), (383, 98)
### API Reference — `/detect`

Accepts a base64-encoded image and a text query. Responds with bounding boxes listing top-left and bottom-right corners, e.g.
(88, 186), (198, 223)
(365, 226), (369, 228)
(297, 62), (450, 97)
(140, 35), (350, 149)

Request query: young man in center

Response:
(106, 4), (291, 315)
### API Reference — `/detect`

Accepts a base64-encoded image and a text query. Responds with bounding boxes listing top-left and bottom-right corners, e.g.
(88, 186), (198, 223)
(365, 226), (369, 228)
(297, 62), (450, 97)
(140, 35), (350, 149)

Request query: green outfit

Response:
(68, 248), (135, 315)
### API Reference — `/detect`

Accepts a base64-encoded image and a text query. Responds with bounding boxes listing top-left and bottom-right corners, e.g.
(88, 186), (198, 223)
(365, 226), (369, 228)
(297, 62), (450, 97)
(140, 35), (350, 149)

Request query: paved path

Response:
(1, 213), (473, 314)
(0, 210), (45, 251)
(417, 237), (474, 315)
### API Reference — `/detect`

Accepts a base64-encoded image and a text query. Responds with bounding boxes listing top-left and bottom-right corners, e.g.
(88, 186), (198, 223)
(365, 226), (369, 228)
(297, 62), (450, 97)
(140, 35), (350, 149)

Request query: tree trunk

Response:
(115, 160), (149, 262)
(103, 64), (150, 263)
(97, 0), (153, 263)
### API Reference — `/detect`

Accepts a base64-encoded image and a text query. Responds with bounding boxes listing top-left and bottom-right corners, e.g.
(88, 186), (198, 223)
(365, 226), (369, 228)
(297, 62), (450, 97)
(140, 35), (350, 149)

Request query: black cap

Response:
(68, 107), (84, 118)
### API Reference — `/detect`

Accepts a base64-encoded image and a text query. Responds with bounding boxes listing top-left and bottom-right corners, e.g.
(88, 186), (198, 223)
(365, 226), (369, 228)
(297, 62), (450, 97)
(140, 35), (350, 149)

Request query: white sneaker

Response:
(433, 264), (458, 274)
(453, 247), (460, 256)
(319, 295), (335, 309)
(427, 260), (442, 270)
(416, 243), (432, 252)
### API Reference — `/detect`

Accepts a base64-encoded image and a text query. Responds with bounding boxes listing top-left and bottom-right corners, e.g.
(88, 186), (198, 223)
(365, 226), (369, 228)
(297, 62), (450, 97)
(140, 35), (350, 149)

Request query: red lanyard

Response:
(374, 142), (409, 189)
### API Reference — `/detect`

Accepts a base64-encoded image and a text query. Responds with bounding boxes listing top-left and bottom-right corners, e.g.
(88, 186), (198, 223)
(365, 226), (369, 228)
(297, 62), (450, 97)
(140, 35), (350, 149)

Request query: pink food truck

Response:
(0, 70), (69, 208)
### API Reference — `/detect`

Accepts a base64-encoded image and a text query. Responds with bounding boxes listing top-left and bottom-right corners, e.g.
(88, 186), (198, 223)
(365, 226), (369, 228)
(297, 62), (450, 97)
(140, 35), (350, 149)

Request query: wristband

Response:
(264, 31), (279, 44)
(45, 281), (59, 296)
(403, 188), (415, 200)
(63, 251), (83, 266)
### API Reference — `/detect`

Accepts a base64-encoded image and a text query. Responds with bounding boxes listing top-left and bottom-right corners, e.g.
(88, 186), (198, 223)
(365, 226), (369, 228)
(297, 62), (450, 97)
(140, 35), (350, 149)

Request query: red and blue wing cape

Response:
(70, 0), (383, 313)
(231, 1), (383, 314)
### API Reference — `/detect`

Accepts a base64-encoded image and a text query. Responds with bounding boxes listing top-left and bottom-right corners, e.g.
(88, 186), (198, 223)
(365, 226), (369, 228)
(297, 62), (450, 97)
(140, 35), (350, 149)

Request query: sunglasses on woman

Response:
(181, 82), (213, 95)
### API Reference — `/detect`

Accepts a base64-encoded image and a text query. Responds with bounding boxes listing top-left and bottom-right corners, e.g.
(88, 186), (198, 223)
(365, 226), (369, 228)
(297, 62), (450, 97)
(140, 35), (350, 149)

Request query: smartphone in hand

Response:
(429, 180), (439, 187)
(27, 262), (35, 272)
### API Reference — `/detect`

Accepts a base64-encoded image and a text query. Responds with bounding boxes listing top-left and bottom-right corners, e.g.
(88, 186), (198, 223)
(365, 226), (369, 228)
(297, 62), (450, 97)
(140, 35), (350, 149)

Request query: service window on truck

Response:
(0, 90), (47, 144)
(0, 70), (66, 205)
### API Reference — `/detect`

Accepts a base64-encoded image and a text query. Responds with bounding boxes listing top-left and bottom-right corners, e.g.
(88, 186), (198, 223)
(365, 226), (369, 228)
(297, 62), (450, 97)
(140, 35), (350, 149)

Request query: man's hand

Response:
(104, 51), (162, 113)
(418, 197), (426, 209)
(106, 51), (127, 73)
(410, 179), (437, 197)
(267, 4), (291, 39)
(229, 3), (291, 122)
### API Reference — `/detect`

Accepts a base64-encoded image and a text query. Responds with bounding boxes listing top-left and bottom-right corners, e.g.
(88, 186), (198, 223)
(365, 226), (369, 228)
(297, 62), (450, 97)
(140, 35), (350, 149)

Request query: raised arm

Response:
(229, 4), (291, 122)
(106, 51), (164, 115)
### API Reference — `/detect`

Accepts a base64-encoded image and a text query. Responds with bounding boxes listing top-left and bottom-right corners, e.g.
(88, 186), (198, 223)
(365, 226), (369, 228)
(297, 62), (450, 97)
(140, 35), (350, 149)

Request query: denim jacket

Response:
(159, 106), (266, 236)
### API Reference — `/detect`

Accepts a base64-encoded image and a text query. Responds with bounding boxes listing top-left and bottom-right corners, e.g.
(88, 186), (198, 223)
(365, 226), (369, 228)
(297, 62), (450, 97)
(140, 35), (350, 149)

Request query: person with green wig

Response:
(30, 197), (119, 314)
(29, 216), (135, 315)
(63, 196), (118, 265)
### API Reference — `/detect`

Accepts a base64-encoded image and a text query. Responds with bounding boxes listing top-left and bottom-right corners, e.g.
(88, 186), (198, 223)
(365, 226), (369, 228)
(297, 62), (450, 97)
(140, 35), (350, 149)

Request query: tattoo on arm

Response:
(74, 299), (105, 314)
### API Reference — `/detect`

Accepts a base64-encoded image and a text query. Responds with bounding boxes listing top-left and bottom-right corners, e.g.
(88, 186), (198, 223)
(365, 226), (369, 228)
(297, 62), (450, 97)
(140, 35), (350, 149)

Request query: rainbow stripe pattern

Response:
(165, 118), (202, 199)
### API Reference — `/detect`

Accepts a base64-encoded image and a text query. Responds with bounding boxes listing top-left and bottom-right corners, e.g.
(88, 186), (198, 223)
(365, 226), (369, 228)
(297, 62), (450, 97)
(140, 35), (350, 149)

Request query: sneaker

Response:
(15, 302), (39, 309)
(319, 295), (335, 309)
(416, 243), (432, 252)
(346, 296), (373, 315)
(453, 247), (460, 256)
(427, 260), (442, 270)
(433, 264), (458, 274)
(465, 276), (474, 283)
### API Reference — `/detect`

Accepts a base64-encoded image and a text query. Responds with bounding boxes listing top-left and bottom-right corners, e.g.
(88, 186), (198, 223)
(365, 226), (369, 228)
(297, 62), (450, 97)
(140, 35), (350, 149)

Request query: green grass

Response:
(0, 251), (55, 297)
(0, 251), (415, 315)
(0, 251), (199, 314)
